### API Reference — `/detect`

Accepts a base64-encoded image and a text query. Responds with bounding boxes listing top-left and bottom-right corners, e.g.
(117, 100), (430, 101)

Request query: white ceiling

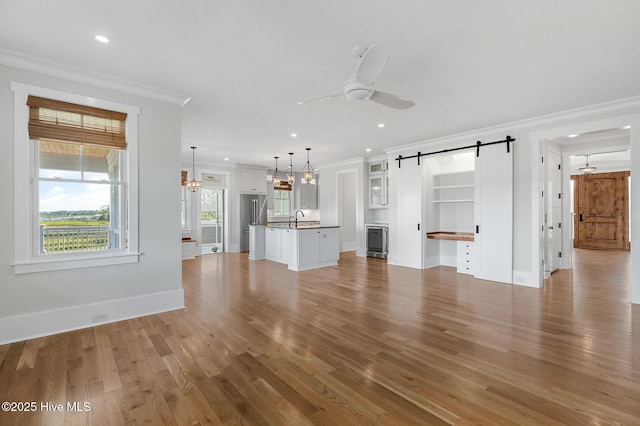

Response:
(1, 1), (639, 169)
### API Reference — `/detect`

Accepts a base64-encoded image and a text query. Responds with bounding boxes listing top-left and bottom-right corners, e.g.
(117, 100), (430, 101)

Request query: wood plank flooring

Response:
(0, 249), (638, 425)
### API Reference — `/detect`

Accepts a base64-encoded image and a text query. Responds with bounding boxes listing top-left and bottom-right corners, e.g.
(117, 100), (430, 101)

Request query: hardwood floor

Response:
(1, 249), (638, 425)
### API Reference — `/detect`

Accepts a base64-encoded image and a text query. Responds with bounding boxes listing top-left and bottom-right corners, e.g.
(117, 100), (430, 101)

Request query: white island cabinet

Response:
(249, 225), (340, 271)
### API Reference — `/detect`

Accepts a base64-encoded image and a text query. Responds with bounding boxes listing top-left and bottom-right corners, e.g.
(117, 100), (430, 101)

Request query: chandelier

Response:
(186, 146), (202, 192)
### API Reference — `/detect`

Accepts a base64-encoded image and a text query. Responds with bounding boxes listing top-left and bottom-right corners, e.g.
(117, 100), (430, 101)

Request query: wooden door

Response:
(574, 171), (630, 250)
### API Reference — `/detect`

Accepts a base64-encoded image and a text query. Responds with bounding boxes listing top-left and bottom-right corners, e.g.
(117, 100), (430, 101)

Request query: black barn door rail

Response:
(394, 135), (515, 168)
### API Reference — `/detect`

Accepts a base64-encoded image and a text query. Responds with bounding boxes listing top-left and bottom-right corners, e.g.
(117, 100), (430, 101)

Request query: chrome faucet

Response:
(288, 215), (296, 227)
(295, 209), (305, 226)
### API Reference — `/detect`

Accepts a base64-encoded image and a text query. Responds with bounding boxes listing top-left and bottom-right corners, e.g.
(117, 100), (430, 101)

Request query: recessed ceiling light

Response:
(366, 148), (372, 152)
(224, 157), (229, 161)
(95, 35), (110, 43)
(291, 133), (297, 138)
(623, 125), (631, 129)
(567, 134), (578, 138)
(378, 123), (385, 128)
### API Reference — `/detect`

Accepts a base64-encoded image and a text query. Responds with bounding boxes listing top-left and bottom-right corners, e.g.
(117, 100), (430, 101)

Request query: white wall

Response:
(0, 65), (184, 343)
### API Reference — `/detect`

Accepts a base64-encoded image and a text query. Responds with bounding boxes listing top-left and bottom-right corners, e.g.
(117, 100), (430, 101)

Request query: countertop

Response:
(250, 224), (341, 230)
(426, 231), (474, 242)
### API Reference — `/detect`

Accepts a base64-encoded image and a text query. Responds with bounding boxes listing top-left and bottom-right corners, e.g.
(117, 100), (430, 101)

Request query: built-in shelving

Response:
(433, 171), (474, 204)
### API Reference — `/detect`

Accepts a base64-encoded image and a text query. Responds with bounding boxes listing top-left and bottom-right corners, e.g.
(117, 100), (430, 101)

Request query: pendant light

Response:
(579, 155), (597, 174)
(186, 146), (202, 192)
(272, 156), (282, 185)
(302, 148), (313, 184)
(287, 152), (296, 184)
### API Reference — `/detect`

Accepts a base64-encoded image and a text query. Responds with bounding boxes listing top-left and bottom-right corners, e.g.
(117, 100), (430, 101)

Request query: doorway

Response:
(337, 171), (357, 252)
(200, 173), (227, 254)
(543, 142), (562, 276)
(537, 125), (632, 288)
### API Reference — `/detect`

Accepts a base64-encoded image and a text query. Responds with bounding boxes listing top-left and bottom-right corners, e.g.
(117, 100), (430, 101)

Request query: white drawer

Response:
(456, 241), (474, 275)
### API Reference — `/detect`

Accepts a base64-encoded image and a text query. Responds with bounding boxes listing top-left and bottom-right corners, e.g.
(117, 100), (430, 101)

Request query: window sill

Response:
(12, 252), (140, 274)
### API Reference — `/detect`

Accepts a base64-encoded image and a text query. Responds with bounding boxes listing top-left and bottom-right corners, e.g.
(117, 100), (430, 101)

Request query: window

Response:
(273, 190), (290, 216)
(11, 82), (140, 273)
(37, 140), (124, 254)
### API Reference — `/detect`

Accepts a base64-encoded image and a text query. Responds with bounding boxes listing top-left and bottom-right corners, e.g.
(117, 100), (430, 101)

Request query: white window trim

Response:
(10, 82), (140, 274)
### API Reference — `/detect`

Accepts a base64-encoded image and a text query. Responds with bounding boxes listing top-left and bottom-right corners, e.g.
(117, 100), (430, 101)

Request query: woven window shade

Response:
(27, 95), (127, 150)
(181, 171), (188, 186)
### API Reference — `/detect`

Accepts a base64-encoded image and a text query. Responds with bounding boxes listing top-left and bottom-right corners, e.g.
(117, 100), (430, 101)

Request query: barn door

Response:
(474, 142), (513, 284)
(574, 171), (630, 250)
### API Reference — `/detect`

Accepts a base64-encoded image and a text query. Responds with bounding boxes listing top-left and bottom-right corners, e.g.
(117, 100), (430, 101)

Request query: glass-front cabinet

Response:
(369, 174), (389, 208)
(369, 160), (388, 174)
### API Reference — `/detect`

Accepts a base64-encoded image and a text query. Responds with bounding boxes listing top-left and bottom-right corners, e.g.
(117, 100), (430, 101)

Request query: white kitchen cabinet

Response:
(291, 227), (339, 270)
(368, 173), (389, 208)
(369, 160), (388, 174)
(250, 226), (340, 271)
(297, 230), (321, 266)
(319, 229), (339, 262)
(249, 226), (265, 260)
(456, 241), (474, 274)
(280, 228), (292, 264)
(239, 167), (267, 194)
(265, 227), (281, 261)
(263, 227), (294, 265)
(294, 175), (318, 209)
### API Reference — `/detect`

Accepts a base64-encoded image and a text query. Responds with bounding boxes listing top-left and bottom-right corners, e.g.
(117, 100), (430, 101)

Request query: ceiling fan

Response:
(295, 45), (416, 110)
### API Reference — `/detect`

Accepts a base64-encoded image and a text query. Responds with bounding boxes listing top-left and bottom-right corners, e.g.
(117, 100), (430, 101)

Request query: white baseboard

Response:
(512, 270), (540, 288)
(340, 241), (357, 252)
(355, 247), (367, 257)
(423, 256), (440, 269)
(0, 289), (185, 345)
(439, 255), (457, 268)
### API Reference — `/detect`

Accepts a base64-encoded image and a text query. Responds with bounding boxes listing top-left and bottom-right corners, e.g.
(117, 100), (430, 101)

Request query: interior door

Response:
(575, 171), (630, 250)
(545, 147), (562, 274)
(392, 162), (423, 268)
(474, 142), (513, 284)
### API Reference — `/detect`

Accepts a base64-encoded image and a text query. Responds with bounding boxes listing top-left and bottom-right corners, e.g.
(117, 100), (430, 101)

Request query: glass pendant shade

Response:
(302, 148), (313, 184)
(579, 155), (597, 174)
(187, 146), (202, 192)
(272, 156), (281, 185)
(287, 152), (296, 184)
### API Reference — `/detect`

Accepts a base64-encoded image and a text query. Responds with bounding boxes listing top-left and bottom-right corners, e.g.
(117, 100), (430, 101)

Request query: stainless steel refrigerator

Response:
(240, 194), (267, 252)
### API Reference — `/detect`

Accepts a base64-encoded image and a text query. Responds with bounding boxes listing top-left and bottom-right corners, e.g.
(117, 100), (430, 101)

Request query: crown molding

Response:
(317, 157), (365, 170)
(0, 48), (190, 106)
(384, 95), (640, 156)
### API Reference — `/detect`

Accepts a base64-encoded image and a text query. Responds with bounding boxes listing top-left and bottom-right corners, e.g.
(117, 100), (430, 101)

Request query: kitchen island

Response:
(249, 224), (340, 271)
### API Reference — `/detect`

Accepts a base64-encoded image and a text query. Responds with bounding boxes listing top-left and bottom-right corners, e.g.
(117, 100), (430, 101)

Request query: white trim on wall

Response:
(0, 289), (185, 345)
(530, 113), (640, 302)
(10, 82), (141, 273)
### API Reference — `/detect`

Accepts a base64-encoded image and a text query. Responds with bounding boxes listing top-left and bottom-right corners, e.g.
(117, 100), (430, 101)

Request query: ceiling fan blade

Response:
(369, 91), (416, 109)
(294, 92), (343, 105)
(355, 45), (388, 86)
